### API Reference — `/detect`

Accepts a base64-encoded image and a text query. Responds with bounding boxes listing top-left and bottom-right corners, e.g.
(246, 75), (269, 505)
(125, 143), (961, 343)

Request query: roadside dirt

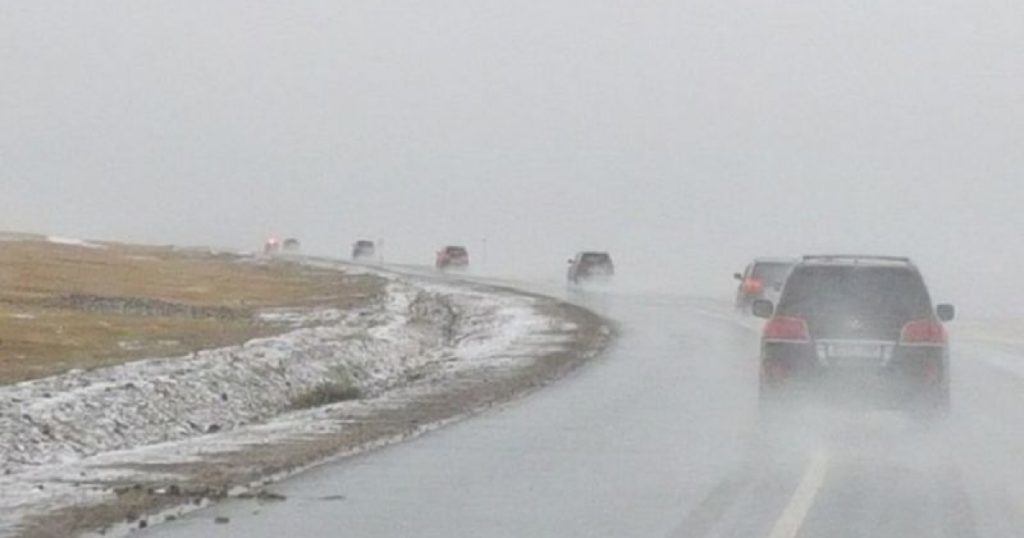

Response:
(0, 236), (383, 384)
(17, 293), (613, 538)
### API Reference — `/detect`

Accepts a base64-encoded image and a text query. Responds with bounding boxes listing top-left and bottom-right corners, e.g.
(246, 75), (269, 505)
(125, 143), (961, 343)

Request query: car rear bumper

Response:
(575, 272), (613, 282)
(735, 292), (760, 304)
(761, 341), (948, 410)
(736, 291), (780, 308)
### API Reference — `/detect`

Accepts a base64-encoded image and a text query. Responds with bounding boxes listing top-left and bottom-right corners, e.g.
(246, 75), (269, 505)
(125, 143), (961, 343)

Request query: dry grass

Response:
(0, 235), (383, 384)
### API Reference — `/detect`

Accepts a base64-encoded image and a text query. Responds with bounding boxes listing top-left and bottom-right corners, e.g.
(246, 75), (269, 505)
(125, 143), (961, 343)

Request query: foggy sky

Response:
(3, 1), (1023, 315)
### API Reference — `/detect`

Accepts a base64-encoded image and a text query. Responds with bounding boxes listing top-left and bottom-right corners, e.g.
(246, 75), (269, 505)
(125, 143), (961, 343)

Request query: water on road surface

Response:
(141, 279), (1024, 537)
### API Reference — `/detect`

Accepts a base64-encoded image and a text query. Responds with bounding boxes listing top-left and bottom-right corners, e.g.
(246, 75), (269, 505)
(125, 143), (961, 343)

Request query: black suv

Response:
(567, 252), (615, 285)
(352, 240), (376, 261)
(752, 255), (955, 418)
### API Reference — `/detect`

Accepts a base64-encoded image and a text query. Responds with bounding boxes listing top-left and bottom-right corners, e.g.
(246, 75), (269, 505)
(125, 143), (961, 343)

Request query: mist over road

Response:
(6, 2), (1024, 536)
(137, 272), (1024, 537)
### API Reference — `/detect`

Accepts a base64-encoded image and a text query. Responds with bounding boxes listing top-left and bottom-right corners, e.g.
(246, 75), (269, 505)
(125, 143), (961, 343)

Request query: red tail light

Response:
(763, 316), (811, 342)
(900, 319), (947, 345)
(742, 278), (763, 293)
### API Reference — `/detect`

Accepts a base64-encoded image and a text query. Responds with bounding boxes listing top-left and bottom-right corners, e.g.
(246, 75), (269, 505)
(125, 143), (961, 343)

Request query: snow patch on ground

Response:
(0, 268), (586, 535)
(0, 281), (427, 473)
(8, 313), (36, 320)
(45, 236), (106, 249)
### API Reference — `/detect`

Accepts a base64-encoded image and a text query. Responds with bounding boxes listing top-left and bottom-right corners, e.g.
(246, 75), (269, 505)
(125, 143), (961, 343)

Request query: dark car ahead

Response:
(263, 237), (281, 255)
(734, 258), (796, 312)
(567, 252), (615, 285)
(753, 255), (955, 419)
(352, 240), (376, 261)
(436, 246), (469, 271)
(282, 238), (301, 253)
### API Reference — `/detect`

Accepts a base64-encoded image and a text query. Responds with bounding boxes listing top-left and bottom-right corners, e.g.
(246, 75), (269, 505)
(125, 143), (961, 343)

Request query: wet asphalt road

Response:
(141, 278), (1024, 537)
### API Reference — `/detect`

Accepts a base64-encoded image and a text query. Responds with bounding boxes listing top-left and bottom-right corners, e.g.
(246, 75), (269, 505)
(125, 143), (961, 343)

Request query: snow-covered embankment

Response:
(0, 265), (612, 537)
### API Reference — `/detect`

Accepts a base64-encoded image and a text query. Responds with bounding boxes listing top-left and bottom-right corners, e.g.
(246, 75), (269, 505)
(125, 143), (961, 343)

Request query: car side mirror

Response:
(733, 273), (743, 281)
(752, 299), (774, 319)
(568, 259), (575, 264)
(936, 304), (956, 322)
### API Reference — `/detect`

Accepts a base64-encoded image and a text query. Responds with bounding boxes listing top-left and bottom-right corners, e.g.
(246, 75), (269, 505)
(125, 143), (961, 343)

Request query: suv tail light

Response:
(763, 317), (811, 342)
(900, 319), (947, 345)
(742, 278), (763, 294)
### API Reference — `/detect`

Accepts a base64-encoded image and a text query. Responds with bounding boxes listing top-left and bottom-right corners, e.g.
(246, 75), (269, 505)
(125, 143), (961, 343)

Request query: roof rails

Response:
(801, 255), (914, 266)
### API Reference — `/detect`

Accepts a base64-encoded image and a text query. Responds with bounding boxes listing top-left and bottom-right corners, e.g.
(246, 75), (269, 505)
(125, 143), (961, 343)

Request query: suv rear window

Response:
(581, 253), (611, 264)
(777, 266), (933, 321)
(751, 262), (793, 283)
(446, 247), (467, 255)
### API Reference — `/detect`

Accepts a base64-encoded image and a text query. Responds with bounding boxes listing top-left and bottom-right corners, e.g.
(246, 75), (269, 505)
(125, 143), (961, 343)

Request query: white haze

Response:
(2, 1), (1023, 317)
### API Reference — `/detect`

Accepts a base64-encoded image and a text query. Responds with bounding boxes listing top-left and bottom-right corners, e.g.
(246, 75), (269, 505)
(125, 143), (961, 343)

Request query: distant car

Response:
(436, 246), (469, 271)
(734, 258), (797, 312)
(264, 237), (281, 255)
(753, 255), (955, 419)
(352, 240), (376, 261)
(282, 238), (301, 253)
(567, 252), (615, 285)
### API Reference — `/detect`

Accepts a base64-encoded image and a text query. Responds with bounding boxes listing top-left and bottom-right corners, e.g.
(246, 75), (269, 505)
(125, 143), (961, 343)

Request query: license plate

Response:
(827, 343), (883, 359)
